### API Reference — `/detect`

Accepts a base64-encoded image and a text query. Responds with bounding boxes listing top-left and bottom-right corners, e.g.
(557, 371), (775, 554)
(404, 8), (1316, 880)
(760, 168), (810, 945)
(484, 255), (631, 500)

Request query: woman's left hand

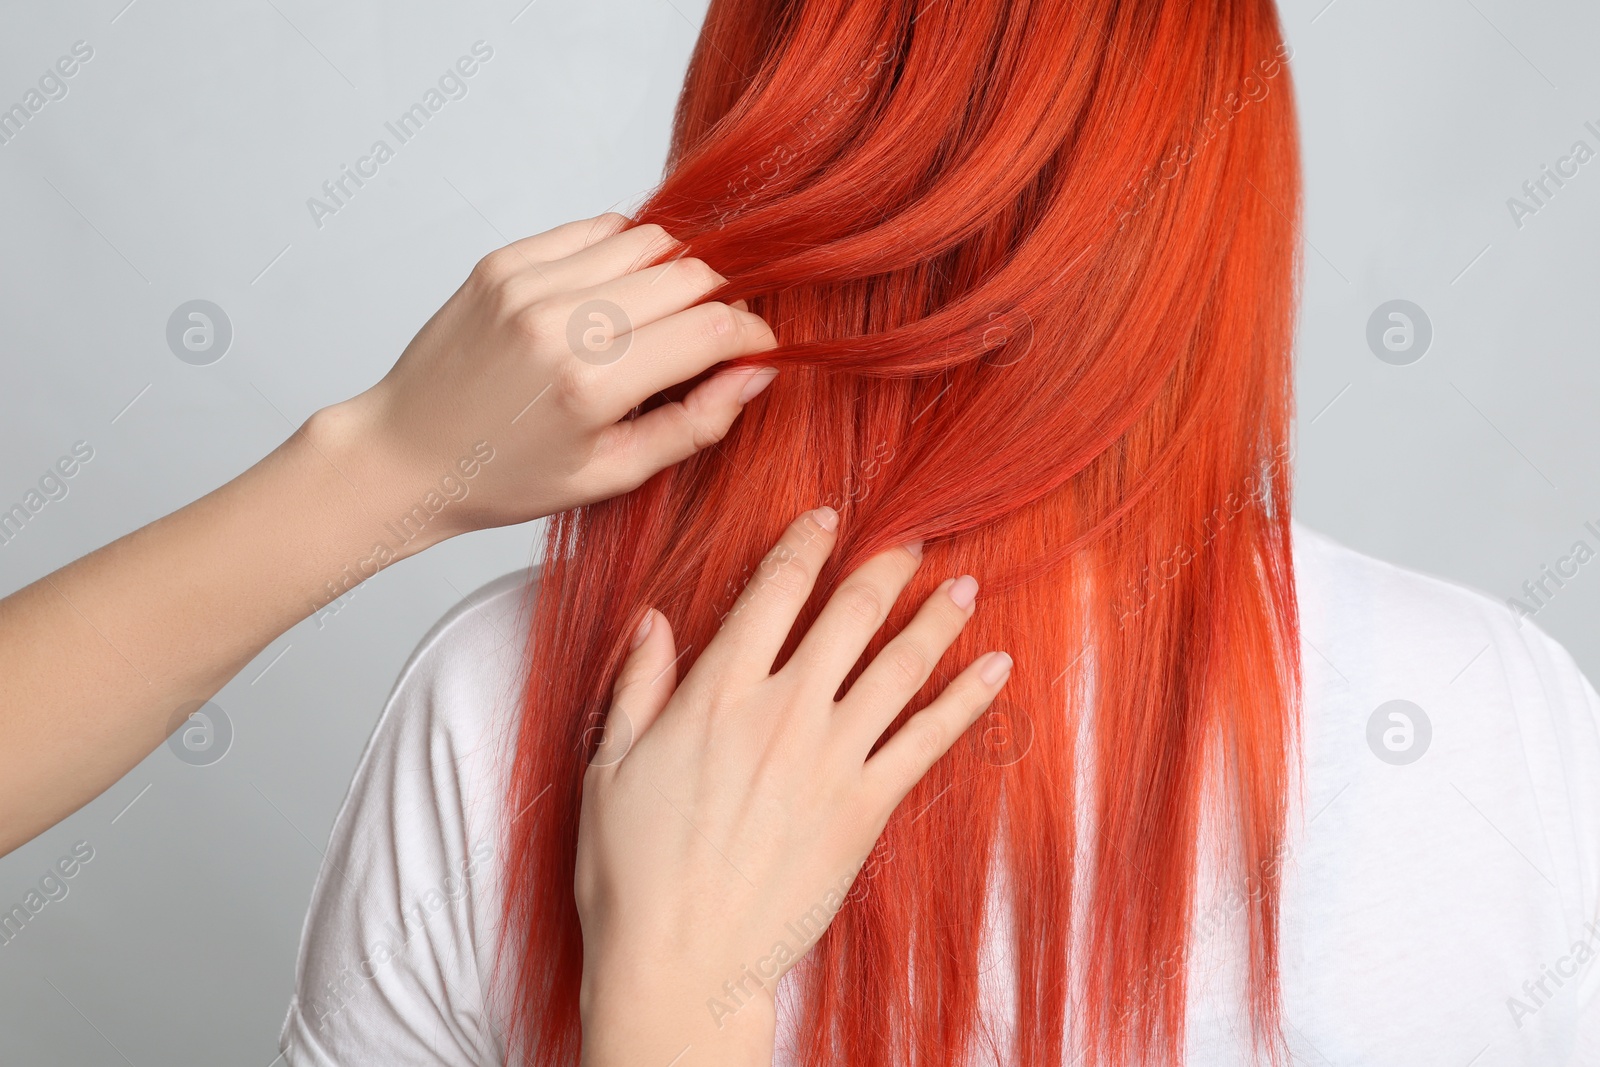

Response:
(574, 508), (1012, 1067)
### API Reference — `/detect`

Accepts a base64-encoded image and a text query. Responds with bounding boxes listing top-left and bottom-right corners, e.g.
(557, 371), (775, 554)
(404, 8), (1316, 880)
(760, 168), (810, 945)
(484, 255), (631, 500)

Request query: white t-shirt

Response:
(278, 520), (1600, 1065)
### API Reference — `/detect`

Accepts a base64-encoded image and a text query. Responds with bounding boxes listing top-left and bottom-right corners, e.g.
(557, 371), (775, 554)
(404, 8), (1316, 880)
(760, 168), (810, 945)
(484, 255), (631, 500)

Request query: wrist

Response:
(298, 398), (458, 559)
(268, 402), (447, 628)
(580, 965), (777, 1067)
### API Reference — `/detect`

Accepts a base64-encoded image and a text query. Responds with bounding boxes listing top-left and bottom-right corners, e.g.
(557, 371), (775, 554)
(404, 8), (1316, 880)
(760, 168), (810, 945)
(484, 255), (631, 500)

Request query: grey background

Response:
(0, 0), (1594, 1063)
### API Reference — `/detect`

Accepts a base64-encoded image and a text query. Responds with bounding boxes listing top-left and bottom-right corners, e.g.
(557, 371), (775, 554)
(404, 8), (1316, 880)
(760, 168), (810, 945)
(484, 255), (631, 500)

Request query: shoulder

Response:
(1288, 517), (1600, 811)
(1282, 520), (1600, 1056)
(332, 566), (537, 865)
(391, 567), (539, 735)
(279, 568), (537, 1067)
(1289, 518), (1597, 720)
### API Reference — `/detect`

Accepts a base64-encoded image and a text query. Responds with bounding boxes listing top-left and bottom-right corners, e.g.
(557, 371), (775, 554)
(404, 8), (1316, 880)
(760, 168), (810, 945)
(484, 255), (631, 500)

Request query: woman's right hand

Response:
(574, 508), (1013, 1067)
(310, 212), (780, 548)
(0, 214), (778, 856)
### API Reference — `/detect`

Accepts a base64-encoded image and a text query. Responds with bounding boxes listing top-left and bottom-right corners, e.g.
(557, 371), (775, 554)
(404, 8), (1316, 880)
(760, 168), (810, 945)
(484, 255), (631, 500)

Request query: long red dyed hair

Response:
(501, 1), (1302, 1064)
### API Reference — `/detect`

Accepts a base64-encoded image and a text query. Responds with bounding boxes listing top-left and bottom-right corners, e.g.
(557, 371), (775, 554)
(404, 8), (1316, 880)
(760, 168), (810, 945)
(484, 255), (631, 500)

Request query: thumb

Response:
(590, 609), (677, 769)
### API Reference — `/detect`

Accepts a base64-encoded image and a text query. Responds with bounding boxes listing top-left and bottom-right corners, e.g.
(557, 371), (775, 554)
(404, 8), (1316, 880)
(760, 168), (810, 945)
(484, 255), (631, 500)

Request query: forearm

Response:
(0, 214), (777, 857)
(0, 405), (435, 855)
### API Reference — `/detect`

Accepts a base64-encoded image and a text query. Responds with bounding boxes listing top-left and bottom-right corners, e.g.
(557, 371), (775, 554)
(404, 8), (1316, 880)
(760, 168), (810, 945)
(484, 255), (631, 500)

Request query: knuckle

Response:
(759, 550), (810, 600)
(686, 407), (732, 451)
(912, 720), (946, 762)
(697, 302), (740, 345)
(510, 302), (559, 347)
(681, 376), (735, 421)
(471, 248), (516, 288)
(631, 223), (676, 259)
(771, 560), (811, 600)
(747, 318), (780, 352)
(838, 583), (886, 628)
(885, 642), (928, 686)
(937, 602), (973, 638)
(678, 257), (725, 293)
(550, 359), (604, 415)
(488, 278), (534, 320)
(594, 211), (630, 234)
(632, 222), (669, 245)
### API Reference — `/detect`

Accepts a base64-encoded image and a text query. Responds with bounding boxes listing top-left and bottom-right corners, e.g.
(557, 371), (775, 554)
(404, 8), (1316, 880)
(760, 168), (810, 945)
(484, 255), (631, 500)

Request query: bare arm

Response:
(0, 213), (777, 857)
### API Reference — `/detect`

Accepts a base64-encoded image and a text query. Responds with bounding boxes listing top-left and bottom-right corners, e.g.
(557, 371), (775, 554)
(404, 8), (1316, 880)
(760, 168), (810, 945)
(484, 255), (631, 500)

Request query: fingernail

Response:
(730, 298), (750, 312)
(979, 651), (1013, 685)
(630, 610), (655, 650)
(949, 574), (979, 609)
(812, 506), (839, 532)
(739, 367), (778, 403)
(903, 539), (924, 561)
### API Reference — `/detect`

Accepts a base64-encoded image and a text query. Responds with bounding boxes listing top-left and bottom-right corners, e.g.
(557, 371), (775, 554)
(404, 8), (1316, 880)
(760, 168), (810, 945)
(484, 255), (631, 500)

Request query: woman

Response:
(279, 2), (1600, 1066)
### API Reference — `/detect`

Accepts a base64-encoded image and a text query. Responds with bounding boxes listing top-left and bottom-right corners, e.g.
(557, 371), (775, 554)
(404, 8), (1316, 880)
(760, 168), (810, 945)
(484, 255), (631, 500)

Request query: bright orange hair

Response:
(500, 1), (1302, 1064)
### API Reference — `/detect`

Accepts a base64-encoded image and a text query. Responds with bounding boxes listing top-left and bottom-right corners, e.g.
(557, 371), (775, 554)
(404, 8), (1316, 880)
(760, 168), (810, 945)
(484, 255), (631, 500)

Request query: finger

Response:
(835, 575), (978, 749)
(579, 301), (779, 422)
(587, 366), (778, 498)
(530, 222), (686, 295)
(503, 212), (633, 265)
(861, 650), (1013, 810)
(698, 508), (841, 684)
(560, 256), (731, 337)
(784, 543), (925, 694)
(475, 214), (633, 293)
(589, 609), (679, 771)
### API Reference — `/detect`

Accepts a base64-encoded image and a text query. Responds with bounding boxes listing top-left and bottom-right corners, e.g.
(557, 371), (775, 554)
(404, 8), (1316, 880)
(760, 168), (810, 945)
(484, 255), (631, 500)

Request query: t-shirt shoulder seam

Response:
(356, 564), (539, 781)
(397, 567), (539, 687)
